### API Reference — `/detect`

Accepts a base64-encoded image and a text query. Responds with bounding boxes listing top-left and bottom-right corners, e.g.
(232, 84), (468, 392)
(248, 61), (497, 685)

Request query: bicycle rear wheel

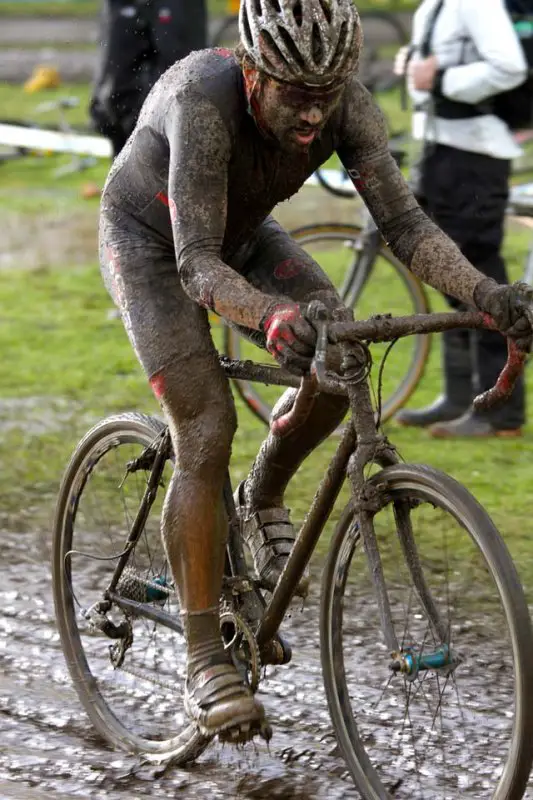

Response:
(225, 223), (431, 426)
(321, 464), (533, 798)
(52, 412), (210, 762)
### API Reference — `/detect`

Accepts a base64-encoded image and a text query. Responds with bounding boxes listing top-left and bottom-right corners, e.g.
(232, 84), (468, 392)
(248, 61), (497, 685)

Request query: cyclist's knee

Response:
(156, 369), (236, 475)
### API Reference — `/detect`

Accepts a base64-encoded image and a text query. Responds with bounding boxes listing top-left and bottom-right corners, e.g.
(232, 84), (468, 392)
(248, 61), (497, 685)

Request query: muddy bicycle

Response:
(52, 304), (533, 798)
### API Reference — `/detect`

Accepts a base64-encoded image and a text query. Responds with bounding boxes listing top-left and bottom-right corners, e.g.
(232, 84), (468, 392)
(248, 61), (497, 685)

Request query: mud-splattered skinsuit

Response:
(100, 49), (485, 612)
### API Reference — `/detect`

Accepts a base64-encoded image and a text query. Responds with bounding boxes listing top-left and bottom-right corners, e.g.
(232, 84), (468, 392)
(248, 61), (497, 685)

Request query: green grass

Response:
(0, 82), (91, 122)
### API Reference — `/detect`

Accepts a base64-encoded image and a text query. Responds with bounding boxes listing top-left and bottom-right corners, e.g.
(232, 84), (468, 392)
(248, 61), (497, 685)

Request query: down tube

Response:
(256, 423), (357, 649)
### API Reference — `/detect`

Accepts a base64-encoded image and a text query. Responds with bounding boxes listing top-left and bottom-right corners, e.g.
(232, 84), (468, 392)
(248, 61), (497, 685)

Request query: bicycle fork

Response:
(345, 372), (459, 680)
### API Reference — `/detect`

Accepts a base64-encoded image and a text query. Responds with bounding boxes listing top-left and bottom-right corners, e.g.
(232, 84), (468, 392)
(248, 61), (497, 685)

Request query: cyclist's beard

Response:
(260, 102), (321, 154)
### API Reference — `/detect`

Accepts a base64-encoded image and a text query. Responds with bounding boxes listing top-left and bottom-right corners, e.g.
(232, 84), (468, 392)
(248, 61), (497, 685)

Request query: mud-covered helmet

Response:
(239, 0), (362, 87)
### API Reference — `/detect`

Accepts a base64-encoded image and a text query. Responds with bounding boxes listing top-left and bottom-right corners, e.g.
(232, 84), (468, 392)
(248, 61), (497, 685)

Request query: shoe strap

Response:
(188, 662), (250, 710)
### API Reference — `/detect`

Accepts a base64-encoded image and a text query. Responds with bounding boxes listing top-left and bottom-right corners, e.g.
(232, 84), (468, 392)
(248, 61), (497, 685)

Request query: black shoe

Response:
(428, 409), (522, 439)
(395, 396), (468, 428)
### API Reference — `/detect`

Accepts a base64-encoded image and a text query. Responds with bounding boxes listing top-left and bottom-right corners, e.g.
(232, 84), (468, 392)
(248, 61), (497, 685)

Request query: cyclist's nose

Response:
(300, 106), (323, 126)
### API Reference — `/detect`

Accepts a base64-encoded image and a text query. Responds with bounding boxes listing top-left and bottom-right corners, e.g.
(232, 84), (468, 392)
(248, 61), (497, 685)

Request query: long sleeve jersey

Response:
(101, 48), (488, 331)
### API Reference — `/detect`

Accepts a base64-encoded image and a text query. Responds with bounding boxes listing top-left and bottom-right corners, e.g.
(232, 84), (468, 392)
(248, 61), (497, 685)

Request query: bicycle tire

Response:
(52, 412), (210, 762)
(320, 463), (533, 798)
(225, 223), (431, 426)
(314, 164), (358, 200)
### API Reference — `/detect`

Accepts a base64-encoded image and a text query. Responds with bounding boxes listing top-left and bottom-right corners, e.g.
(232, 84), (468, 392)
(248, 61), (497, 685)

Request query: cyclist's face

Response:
(256, 77), (346, 152)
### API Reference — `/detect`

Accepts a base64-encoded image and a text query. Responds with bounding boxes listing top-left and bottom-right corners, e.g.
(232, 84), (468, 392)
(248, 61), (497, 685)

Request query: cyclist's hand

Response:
(261, 302), (317, 374)
(473, 278), (533, 351)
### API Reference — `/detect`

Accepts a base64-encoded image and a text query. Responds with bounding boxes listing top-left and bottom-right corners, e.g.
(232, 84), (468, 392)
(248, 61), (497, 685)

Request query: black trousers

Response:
(419, 143), (525, 428)
(90, 0), (207, 156)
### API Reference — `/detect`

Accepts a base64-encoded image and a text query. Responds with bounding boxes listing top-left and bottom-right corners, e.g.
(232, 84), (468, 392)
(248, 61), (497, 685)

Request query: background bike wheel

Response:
(321, 464), (533, 799)
(52, 412), (210, 762)
(314, 164), (358, 200)
(225, 223), (431, 426)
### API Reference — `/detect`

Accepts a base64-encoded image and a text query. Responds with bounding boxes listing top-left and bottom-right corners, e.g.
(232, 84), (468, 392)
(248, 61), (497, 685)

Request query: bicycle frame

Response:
(97, 309), (527, 664)
(340, 208), (383, 307)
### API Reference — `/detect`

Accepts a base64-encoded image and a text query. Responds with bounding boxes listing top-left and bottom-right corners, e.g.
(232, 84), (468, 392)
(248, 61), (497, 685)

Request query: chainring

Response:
(220, 605), (261, 693)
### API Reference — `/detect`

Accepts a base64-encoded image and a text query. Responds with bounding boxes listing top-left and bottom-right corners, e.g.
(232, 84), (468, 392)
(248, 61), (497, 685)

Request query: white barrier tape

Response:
(0, 123), (112, 158)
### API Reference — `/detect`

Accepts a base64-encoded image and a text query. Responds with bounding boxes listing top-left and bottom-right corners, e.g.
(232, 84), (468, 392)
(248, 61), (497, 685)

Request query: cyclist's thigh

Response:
(238, 216), (343, 309)
(100, 214), (235, 434)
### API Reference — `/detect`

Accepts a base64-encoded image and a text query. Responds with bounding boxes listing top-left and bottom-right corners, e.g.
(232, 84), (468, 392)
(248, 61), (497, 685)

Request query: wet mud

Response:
(2, 522), (533, 799)
(0, 529), (358, 799)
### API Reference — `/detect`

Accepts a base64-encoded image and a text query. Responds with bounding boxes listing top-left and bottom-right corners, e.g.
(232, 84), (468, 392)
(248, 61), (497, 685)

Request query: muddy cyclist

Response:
(99, 0), (532, 745)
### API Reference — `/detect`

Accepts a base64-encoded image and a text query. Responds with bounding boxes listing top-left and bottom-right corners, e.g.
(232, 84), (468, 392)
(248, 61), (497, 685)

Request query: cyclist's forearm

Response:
(179, 253), (272, 330)
(407, 229), (485, 306)
(377, 207), (485, 305)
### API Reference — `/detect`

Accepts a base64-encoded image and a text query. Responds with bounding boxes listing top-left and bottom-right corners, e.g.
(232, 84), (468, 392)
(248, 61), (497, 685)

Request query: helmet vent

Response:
(277, 25), (306, 69)
(311, 22), (324, 64)
(318, 0), (332, 24)
(253, 0), (263, 16)
(266, 0), (282, 13)
(293, 1), (303, 26)
(332, 20), (348, 68)
(260, 28), (291, 70)
(242, 8), (254, 45)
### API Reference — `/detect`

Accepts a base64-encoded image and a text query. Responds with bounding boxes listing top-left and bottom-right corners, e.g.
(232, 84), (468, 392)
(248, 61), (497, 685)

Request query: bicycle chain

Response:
(118, 660), (183, 694)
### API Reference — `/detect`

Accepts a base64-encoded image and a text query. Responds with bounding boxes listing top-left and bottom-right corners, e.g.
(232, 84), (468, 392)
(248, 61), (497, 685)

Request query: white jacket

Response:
(409, 0), (527, 158)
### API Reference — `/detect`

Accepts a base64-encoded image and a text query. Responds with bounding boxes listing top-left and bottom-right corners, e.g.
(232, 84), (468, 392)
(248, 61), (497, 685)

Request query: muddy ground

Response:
(0, 531), (357, 799)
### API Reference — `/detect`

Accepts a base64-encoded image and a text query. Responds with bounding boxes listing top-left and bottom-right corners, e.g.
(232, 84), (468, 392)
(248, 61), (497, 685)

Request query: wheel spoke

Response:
(53, 416), (205, 760)
(323, 465), (533, 797)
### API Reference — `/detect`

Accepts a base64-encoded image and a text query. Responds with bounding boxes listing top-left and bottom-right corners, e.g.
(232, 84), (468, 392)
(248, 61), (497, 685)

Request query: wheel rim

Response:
(55, 424), (201, 754)
(323, 477), (529, 798)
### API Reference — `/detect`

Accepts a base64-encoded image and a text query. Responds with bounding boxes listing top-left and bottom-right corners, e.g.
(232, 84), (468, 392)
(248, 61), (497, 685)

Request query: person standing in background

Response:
(395, 0), (528, 437)
(90, 0), (207, 157)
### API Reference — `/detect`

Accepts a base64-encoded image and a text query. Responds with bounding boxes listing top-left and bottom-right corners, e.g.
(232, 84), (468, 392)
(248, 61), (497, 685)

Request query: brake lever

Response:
(269, 303), (329, 438)
(306, 300), (329, 385)
(311, 318), (328, 385)
(472, 312), (529, 411)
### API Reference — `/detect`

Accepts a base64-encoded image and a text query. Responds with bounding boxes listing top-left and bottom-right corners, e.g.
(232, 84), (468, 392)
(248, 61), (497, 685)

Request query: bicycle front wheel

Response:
(225, 223), (431, 425)
(321, 464), (533, 799)
(52, 412), (210, 762)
